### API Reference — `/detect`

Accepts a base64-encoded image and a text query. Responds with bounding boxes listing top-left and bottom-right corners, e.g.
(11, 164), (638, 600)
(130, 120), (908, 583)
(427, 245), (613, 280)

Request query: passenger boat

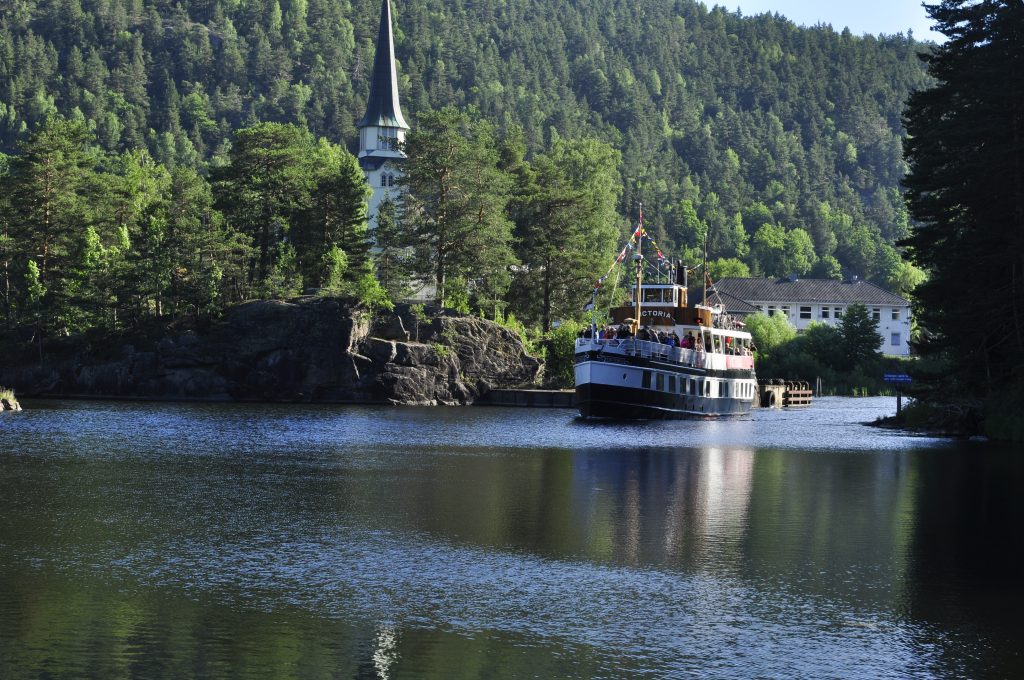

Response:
(574, 214), (757, 419)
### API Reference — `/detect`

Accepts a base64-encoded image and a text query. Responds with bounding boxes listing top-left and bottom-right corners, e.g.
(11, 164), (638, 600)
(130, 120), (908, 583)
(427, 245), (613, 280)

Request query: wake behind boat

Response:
(574, 210), (757, 419)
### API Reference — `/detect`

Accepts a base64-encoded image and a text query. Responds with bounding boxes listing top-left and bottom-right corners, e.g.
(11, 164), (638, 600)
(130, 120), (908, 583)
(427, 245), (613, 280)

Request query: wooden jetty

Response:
(756, 380), (812, 408)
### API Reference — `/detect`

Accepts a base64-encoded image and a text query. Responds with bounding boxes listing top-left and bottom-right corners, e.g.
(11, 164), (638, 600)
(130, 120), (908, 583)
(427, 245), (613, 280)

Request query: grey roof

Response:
(712, 277), (909, 306)
(357, 0), (409, 130)
(687, 287), (760, 314)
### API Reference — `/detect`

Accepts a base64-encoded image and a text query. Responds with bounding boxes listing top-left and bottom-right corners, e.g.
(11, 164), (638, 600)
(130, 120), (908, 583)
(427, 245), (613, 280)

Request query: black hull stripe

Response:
(575, 383), (752, 420)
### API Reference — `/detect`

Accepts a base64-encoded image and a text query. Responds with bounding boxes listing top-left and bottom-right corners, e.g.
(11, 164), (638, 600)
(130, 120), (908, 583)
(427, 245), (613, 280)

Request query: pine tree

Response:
(372, 195), (413, 300)
(398, 107), (515, 307)
(4, 115), (95, 336)
(211, 122), (316, 293)
(291, 139), (371, 291)
(510, 137), (622, 331)
(903, 0), (1024, 394)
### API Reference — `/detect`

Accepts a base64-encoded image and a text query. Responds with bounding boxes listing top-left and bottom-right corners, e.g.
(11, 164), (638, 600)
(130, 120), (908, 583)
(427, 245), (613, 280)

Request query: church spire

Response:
(357, 0), (408, 130)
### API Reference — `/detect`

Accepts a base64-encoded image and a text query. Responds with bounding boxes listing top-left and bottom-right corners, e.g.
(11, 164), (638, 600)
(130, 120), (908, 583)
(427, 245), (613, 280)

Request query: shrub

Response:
(544, 320), (584, 388)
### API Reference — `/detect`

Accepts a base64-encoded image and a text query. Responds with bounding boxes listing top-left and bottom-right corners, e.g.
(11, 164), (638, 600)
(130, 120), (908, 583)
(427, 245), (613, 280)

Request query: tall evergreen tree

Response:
(903, 0), (1024, 394)
(4, 116), (94, 335)
(291, 140), (370, 291)
(398, 107), (515, 307)
(510, 137), (622, 331)
(211, 122), (316, 294)
(372, 195), (413, 300)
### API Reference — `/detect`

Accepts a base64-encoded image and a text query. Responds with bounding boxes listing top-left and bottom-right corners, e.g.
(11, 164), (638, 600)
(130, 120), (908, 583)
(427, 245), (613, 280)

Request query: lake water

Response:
(1, 398), (1022, 678)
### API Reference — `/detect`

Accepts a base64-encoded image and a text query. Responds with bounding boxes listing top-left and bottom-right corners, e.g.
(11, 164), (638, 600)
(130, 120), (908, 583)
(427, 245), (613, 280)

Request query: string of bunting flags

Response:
(591, 220), (674, 293)
(582, 209), (716, 316)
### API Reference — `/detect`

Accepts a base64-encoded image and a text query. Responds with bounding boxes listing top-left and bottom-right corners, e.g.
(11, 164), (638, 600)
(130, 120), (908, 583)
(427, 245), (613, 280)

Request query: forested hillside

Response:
(1, 0), (930, 284)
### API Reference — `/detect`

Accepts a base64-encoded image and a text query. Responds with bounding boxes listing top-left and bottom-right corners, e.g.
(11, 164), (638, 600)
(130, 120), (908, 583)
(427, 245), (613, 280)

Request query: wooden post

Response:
(896, 387), (903, 422)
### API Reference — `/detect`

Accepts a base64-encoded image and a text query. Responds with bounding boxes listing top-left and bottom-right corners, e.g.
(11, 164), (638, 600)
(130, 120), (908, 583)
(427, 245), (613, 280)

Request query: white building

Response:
(357, 0), (408, 231)
(708, 277), (914, 356)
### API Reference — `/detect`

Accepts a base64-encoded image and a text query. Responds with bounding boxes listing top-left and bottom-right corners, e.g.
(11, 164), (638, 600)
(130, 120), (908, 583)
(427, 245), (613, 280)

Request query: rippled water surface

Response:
(1, 398), (1023, 678)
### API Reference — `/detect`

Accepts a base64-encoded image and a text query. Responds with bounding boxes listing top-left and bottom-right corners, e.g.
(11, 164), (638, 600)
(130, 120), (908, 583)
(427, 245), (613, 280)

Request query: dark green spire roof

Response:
(357, 0), (408, 129)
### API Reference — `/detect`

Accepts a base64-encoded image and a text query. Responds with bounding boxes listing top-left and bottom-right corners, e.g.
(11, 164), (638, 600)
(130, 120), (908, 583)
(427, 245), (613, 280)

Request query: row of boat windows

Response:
(642, 370), (754, 400)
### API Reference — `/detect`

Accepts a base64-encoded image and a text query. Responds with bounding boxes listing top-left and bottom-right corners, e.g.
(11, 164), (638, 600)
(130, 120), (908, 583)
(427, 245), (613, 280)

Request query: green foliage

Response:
(494, 308), (541, 357)
(0, 0), (940, 373)
(811, 254), (843, 280)
(352, 272), (393, 311)
(211, 123), (315, 290)
(408, 303), (427, 342)
(708, 257), (750, 280)
(442, 276), (471, 314)
(754, 307), (895, 395)
(5, 116), (94, 336)
(400, 107), (515, 307)
(319, 246), (349, 292)
(745, 311), (796, 353)
(544, 319), (584, 388)
(372, 196), (413, 300)
(507, 136), (623, 331)
(902, 1), (1024, 425)
(0, 0), (928, 294)
(837, 303), (883, 369)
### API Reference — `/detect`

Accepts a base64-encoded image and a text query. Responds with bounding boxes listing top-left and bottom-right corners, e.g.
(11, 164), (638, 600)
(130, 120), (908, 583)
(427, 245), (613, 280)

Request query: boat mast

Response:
(702, 221), (708, 307)
(633, 204), (643, 336)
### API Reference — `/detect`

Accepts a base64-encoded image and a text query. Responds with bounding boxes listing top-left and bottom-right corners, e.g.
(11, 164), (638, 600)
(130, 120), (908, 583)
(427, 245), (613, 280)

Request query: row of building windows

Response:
(766, 305), (902, 322)
(379, 173), (397, 187)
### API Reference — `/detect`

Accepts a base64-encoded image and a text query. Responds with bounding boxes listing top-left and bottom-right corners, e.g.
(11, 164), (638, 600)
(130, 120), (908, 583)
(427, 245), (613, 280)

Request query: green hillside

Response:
(1, 0), (930, 281)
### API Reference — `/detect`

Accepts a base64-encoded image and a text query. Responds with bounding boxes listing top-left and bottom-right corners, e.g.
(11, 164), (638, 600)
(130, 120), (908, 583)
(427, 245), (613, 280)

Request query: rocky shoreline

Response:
(0, 298), (543, 406)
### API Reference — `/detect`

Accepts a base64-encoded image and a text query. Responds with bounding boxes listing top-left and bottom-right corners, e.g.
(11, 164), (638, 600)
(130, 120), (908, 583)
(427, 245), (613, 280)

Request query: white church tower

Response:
(357, 0), (408, 230)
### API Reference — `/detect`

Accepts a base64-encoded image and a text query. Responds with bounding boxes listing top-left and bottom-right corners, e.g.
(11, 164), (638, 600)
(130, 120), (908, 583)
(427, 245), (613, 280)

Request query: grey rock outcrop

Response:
(0, 298), (542, 405)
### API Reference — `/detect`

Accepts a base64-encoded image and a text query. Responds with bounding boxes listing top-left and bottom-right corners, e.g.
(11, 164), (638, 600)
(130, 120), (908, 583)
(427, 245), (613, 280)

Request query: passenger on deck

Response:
(685, 331), (695, 349)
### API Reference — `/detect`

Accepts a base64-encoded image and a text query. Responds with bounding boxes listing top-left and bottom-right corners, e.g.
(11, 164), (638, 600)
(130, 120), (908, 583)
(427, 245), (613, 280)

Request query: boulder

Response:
(0, 297), (542, 406)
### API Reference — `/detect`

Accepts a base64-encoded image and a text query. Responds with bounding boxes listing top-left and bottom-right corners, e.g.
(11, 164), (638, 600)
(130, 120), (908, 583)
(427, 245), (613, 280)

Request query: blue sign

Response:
(883, 373), (912, 383)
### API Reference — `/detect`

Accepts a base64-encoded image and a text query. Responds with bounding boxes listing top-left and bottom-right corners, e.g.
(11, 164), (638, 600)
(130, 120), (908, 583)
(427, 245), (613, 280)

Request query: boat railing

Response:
(576, 338), (706, 366)
(576, 337), (754, 370)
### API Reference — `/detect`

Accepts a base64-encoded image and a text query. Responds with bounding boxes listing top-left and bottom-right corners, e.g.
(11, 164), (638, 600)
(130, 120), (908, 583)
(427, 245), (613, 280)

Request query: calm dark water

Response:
(1, 398), (1022, 678)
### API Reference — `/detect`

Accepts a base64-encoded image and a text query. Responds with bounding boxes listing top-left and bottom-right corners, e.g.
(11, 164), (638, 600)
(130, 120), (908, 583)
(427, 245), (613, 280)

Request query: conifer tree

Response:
(398, 107), (515, 307)
(903, 0), (1024, 394)
(211, 122), (315, 293)
(4, 116), (94, 335)
(510, 137), (622, 331)
(292, 140), (371, 291)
